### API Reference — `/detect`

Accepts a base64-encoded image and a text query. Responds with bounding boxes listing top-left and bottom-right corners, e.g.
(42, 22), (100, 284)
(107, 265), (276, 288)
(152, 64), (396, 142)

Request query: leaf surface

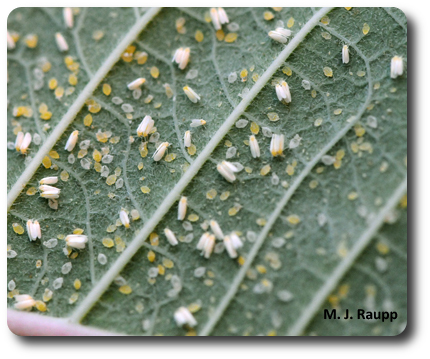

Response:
(7, 7), (407, 336)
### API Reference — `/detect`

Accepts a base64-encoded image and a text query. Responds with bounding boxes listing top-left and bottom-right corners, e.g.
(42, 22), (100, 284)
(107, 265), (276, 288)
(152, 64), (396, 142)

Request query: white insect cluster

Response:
(15, 132), (32, 154)
(197, 232), (215, 258)
(275, 81), (291, 103)
(172, 47), (190, 70)
(270, 134), (284, 157)
(391, 56), (403, 78)
(174, 306), (197, 327)
(137, 115), (154, 137)
(217, 160), (240, 183)
(65, 234), (88, 249)
(39, 184), (61, 199)
(268, 27), (292, 44)
(249, 135), (260, 158)
(224, 232), (243, 258)
(26, 219), (41, 241)
(210, 7), (229, 30)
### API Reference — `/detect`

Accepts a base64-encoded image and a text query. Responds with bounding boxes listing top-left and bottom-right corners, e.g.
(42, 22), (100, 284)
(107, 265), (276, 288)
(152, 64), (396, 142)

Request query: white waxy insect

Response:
(39, 185), (61, 199)
(270, 134), (284, 157)
(184, 130), (192, 147)
(152, 142), (170, 161)
(183, 86), (200, 103)
(174, 306), (197, 327)
(217, 160), (239, 183)
(26, 219), (41, 241)
(197, 232), (215, 258)
(7, 31), (15, 50)
(275, 81), (291, 103)
(190, 119), (206, 127)
(178, 196), (187, 221)
(342, 45), (349, 64)
(268, 27), (292, 44)
(39, 176), (58, 185)
(391, 56), (404, 79)
(127, 77), (146, 90)
(210, 8), (221, 30)
(120, 209), (130, 228)
(55, 32), (69, 52)
(63, 7), (73, 28)
(210, 219), (224, 240)
(15, 131), (24, 152)
(14, 294), (36, 310)
(16, 132), (32, 154)
(249, 135), (260, 158)
(65, 234), (88, 249)
(224, 235), (238, 258)
(137, 115), (154, 137)
(65, 130), (79, 152)
(218, 7), (229, 26)
(172, 47), (190, 70)
(164, 228), (178, 246)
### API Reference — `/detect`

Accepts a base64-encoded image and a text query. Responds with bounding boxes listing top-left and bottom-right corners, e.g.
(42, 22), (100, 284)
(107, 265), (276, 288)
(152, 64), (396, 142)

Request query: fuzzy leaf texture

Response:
(7, 7), (407, 336)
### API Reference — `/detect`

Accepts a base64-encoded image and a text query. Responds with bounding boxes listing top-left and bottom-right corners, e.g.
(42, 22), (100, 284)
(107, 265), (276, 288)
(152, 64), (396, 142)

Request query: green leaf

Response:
(7, 7), (407, 336)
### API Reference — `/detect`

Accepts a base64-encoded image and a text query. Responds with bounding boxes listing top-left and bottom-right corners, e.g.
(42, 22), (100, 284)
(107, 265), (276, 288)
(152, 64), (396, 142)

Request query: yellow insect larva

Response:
(275, 81), (291, 103)
(63, 7), (73, 28)
(18, 132), (32, 154)
(217, 160), (239, 183)
(197, 232), (215, 258)
(127, 77), (146, 90)
(152, 141), (170, 161)
(26, 219), (42, 241)
(39, 185), (61, 199)
(14, 294), (36, 310)
(184, 130), (192, 147)
(178, 196), (187, 221)
(65, 234), (88, 249)
(270, 134), (284, 157)
(190, 119), (206, 127)
(119, 209), (130, 228)
(7, 31), (15, 50)
(172, 47), (191, 70)
(224, 232), (243, 258)
(268, 27), (292, 44)
(210, 219), (224, 240)
(174, 306), (197, 327)
(164, 228), (178, 246)
(342, 45), (349, 64)
(55, 32), (69, 52)
(391, 56), (404, 79)
(136, 115), (154, 137)
(183, 86), (200, 103)
(249, 135), (260, 158)
(65, 130), (79, 151)
(15, 131), (24, 152)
